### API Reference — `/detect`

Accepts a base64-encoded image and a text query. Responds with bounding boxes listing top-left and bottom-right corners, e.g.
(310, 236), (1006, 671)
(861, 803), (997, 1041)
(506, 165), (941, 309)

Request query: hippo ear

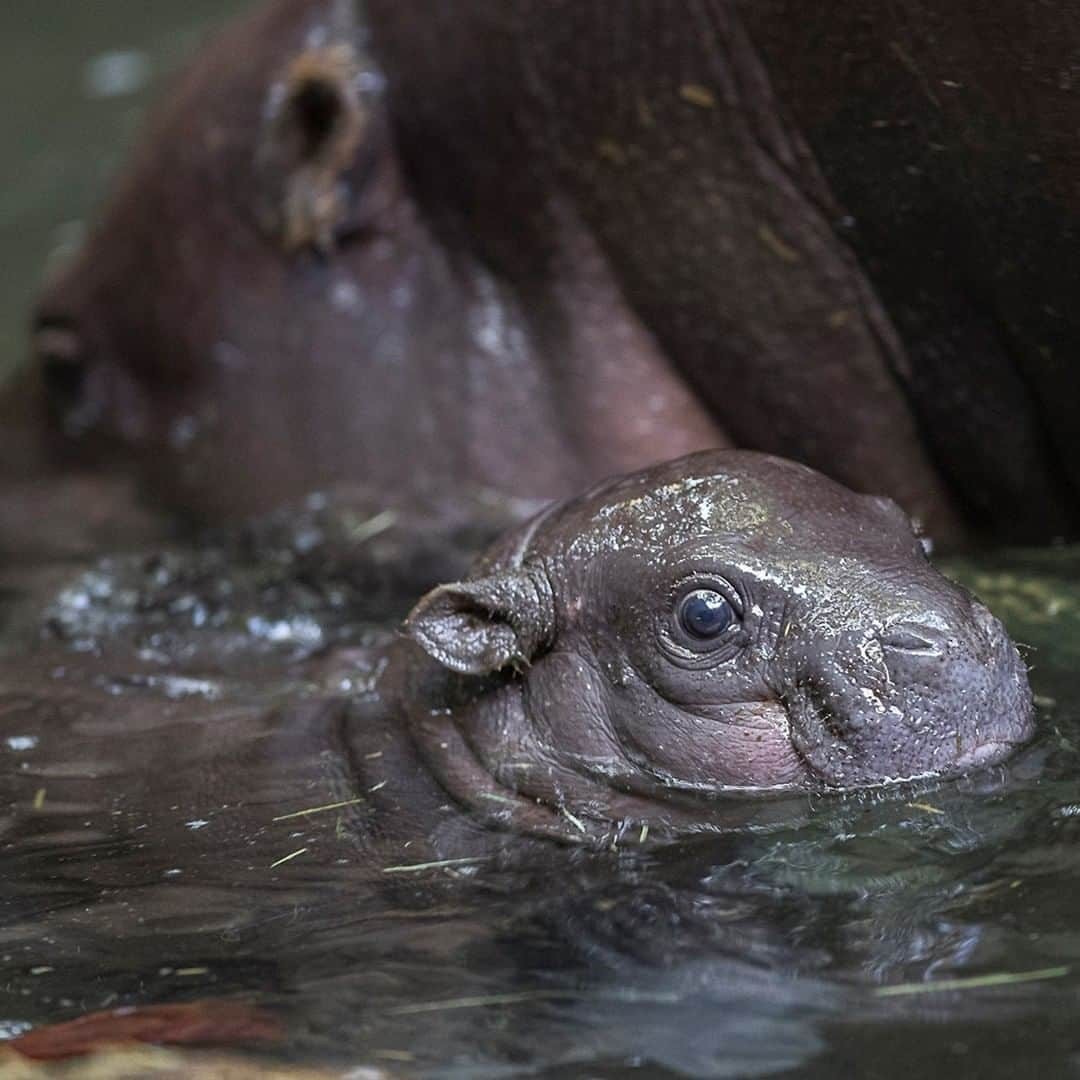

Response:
(255, 38), (371, 253)
(404, 570), (556, 676)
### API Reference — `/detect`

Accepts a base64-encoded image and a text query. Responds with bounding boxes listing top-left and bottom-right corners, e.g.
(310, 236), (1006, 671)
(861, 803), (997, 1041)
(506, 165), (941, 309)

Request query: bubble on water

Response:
(245, 614), (324, 647)
(157, 676), (221, 701)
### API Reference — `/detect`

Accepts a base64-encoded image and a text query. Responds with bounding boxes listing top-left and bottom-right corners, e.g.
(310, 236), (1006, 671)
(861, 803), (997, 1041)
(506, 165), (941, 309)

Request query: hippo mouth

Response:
(952, 741), (1020, 770)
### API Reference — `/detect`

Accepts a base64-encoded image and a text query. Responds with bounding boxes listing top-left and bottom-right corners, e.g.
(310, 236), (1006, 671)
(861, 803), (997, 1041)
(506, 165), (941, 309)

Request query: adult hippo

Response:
(20, 0), (1080, 549)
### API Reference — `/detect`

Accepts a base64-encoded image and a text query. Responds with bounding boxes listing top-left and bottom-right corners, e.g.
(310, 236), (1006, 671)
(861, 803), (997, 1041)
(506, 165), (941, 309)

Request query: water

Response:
(1, 514), (1079, 1077)
(0, 1), (250, 384)
(2, 5), (1080, 1077)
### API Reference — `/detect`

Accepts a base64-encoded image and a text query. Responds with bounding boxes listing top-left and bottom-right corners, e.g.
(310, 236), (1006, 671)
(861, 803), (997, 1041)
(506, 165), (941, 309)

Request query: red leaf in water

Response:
(9, 1001), (284, 1061)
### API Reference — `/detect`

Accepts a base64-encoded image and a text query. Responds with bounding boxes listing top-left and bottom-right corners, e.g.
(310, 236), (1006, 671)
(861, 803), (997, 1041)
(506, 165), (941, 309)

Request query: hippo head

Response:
(25, 0), (723, 527)
(403, 451), (1033, 836)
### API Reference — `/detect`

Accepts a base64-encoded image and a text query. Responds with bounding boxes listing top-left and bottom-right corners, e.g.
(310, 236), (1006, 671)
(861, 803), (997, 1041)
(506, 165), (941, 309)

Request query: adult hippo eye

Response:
(677, 589), (734, 640)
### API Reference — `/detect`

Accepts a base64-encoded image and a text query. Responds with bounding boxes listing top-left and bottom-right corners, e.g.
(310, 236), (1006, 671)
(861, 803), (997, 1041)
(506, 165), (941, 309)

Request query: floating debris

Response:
(757, 223), (802, 264)
(679, 83), (717, 109)
(388, 990), (576, 1015)
(272, 798), (365, 822)
(388, 987), (682, 1016)
(375, 1048), (415, 1062)
(32, 788), (46, 810)
(269, 847), (309, 869)
(479, 792), (515, 806)
(875, 966), (1069, 997)
(381, 857), (488, 874)
(905, 802), (945, 815)
(349, 509), (397, 544)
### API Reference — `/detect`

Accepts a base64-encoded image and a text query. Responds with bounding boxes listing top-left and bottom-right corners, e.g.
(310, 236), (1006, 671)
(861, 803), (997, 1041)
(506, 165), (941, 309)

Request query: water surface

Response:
(1, 522), (1078, 1078)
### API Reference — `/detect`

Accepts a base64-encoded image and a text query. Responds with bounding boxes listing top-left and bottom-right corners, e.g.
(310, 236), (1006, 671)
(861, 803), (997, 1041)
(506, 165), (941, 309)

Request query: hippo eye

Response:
(677, 589), (734, 640)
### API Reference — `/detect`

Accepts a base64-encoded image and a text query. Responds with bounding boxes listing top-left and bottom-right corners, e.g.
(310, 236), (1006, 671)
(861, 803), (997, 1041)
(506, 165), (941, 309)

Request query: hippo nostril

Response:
(880, 623), (943, 656)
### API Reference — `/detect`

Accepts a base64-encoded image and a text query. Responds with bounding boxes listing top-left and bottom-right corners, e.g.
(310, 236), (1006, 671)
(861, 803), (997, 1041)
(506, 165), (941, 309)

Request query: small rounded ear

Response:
(256, 42), (369, 253)
(404, 569), (556, 676)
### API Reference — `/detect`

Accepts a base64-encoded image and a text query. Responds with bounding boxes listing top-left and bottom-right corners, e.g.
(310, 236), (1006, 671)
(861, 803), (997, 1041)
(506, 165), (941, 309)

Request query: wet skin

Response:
(16, 0), (1080, 551)
(363, 450), (1034, 848)
(0, 451), (1034, 866)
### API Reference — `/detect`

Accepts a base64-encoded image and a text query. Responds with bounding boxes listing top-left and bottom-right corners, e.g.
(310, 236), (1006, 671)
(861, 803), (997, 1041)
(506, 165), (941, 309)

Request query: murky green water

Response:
(2, 5), (1080, 1079)
(0, 1), (250, 384)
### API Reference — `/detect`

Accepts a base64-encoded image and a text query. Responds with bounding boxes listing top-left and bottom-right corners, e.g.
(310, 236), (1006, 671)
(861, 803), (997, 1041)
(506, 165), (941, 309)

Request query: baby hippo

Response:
(371, 451), (1034, 843)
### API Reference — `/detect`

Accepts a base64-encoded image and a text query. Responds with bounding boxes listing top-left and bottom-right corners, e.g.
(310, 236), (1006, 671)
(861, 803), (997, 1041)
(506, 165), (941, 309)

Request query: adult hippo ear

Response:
(254, 10), (390, 255)
(405, 569), (557, 676)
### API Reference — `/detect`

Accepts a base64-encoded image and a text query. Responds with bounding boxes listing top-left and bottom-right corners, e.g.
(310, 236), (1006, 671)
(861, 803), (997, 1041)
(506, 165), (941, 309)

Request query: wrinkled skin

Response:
(0, 452), (1035, 862)
(342, 450), (1036, 847)
(16, 0), (1080, 550)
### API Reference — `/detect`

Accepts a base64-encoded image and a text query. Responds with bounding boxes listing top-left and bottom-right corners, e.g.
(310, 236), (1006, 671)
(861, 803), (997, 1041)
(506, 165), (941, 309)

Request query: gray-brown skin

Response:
(0, 451), (1035, 908)
(24, 0), (721, 535)
(350, 450), (1034, 848)
(20, 0), (1080, 553)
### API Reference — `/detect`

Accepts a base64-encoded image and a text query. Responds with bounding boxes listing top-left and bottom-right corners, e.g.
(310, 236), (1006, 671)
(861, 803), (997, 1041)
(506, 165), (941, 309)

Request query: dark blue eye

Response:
(678, 589), (734, 639)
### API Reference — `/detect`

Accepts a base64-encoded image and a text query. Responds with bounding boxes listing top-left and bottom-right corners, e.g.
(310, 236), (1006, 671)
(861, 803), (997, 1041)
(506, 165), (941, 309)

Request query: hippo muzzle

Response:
(776, 597), (1033, 788)
(402, 451), (1035, 836)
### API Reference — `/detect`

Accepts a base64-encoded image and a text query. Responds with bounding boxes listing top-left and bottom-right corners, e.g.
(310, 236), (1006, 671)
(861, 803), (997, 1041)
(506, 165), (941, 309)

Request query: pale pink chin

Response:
(638, 701), (810, 791)
(952, 741), (1020, 771)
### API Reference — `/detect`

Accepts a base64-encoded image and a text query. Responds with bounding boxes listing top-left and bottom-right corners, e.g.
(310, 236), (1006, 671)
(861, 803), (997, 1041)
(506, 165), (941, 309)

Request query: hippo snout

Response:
(785, 598), (1034, 787)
